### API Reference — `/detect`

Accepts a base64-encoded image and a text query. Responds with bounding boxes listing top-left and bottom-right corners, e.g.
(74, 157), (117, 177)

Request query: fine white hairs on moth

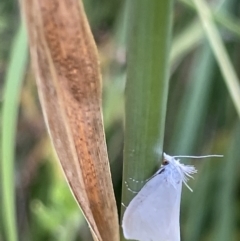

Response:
(122, 152), (223, 241)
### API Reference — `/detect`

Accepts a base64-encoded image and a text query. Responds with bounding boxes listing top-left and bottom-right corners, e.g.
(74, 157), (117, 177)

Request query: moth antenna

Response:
(173, 154), (223, 159)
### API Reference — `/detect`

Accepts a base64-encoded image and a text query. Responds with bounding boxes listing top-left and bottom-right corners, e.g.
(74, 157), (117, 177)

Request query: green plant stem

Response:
(179, 0), (240, 38)
(192, 0), (240, 119)
(121, 0), (173, 239)
(1, 24), (28, 241)
(213, 124), (240, 241)
(170, 19), (204, 69)
(171, 43), (215, 154)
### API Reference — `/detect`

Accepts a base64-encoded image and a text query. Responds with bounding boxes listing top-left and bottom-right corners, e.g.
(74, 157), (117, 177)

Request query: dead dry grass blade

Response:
(20, 1), (119, 241)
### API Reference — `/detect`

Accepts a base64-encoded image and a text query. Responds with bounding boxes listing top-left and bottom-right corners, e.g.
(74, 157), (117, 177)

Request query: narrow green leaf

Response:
(1, 24), (28, 241)
(192, 0), (240, 118)
(179, 0), (240, 38)
(170, 43), (214, 154)
(170, 19), (204, 69)
(212, 124), (240, 241)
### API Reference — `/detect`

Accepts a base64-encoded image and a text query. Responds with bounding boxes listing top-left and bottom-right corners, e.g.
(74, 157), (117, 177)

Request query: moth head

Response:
(162, 159), (169, 165)
(163, 153), (178, 166)
(163, 152), (196, 191)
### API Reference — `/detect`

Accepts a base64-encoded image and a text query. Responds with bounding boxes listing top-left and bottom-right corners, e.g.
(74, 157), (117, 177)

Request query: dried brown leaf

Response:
(20, 0), (119, 240)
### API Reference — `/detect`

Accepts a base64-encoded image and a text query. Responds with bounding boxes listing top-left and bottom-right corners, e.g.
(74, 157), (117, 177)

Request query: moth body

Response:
(122, 153), (197, 241)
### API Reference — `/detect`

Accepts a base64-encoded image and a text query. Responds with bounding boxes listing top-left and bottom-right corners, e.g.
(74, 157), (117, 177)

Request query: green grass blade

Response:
(1, 23), (28, 241)
(216, 11), (240, 38)
(212, 124), (240, 241)
(121, 0), (173, 239)
(184, 161), (213, 241)
(192, 0), (240, 119)
(170, 19), (204, 70)
(170, 43), (214, 154)
(179, 0), (240, 38)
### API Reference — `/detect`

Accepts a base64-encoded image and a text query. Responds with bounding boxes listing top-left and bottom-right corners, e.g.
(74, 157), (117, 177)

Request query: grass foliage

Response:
(0, 0), (240, 240)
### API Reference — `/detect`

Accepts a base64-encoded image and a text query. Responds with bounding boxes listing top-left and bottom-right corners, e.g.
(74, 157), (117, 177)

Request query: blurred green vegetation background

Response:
(0, 0), (240, 241)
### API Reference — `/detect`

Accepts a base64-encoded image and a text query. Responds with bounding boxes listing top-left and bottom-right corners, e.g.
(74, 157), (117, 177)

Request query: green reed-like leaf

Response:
(212, 124), (240, 241)
(1, 24), (28, 241)
(192, 0), (240, 119)
(179, 0), (240, 38)
(170, 43), (214, 154)
(170, 19), (204, 71)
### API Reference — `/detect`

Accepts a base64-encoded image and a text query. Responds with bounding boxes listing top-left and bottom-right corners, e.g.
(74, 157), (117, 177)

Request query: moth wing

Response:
(122, 173), (182, 241)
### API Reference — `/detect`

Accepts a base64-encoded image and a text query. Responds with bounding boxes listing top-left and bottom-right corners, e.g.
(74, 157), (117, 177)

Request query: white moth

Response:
(122, 153), (223, 241)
